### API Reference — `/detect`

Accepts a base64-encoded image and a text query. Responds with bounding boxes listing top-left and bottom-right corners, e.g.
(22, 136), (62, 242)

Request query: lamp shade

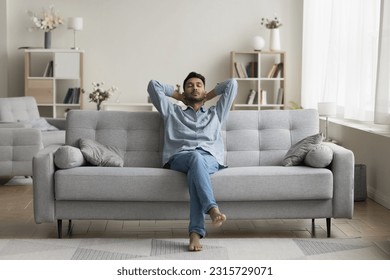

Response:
(68, 17), (83, 31)
(252, 36), (265, 51)
(317, 102), (337, 116)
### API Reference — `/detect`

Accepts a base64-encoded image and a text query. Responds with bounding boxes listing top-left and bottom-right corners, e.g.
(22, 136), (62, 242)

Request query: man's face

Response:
(183, 77), (206, 103)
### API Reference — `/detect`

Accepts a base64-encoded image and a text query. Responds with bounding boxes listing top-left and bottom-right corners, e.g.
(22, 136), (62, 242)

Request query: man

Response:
(147, 72), (237, 251)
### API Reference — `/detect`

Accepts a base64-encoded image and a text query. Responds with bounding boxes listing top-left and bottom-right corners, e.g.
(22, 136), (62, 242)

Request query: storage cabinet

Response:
(231, 51), (285, 110)
(24, 49), (84, 118)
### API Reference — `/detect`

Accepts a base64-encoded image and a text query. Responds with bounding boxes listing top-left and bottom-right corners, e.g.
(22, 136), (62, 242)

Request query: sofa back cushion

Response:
(223, 109), (319, 167)
(66, 110), (163, 168)
(66, 109), (319, 168)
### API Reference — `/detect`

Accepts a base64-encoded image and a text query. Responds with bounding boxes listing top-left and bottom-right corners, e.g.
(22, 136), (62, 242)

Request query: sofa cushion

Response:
(79, 138), (124, 167)
(54, 166), (333, 202)
(282, 133), (323, 166)
(304, 144), (333, 168)
(54, 146), (86, 169)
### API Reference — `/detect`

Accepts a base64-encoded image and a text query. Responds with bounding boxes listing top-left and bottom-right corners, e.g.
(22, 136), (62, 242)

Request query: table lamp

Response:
(68, 17), (83, 49)
(318, 102), (336, 141)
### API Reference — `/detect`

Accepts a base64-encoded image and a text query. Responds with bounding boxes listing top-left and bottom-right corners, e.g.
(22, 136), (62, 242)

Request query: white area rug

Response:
(0, 238), (388, 260)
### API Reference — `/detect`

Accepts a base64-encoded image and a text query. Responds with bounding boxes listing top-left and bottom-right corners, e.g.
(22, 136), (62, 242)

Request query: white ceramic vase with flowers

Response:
(261, 16), (282, 51)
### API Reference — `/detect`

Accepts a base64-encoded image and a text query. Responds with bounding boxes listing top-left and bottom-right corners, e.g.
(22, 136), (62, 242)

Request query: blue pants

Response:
(167, 149), (220, 237)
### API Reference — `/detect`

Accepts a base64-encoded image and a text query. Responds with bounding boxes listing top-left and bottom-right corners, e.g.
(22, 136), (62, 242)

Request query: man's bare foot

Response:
(189, 232), (203, 251)
(209, 207), (227, 227)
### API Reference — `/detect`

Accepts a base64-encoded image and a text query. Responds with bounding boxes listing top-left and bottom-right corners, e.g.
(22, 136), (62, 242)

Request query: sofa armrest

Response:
(323, 142), (355, 218)
(46, 118), (66, 130)
(32, 144), (62, 223)
(0, 128), (42, 176)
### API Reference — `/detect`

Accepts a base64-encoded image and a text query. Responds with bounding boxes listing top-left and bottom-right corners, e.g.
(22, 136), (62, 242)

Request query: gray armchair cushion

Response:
(304, 144), (333, 168)
(282, 133), (323, 166)
(79, 138), (124, 167)
(54, 146), (86, 169)
(0, 96), (40, 122)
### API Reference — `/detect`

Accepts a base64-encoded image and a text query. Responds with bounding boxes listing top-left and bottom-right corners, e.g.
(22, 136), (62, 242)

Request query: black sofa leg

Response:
(67, 220), (73, 236)
(311, 219), (316, 237)
(312, 218), (331, 237)
(57, 220), (62, 239)
(57, 219), (72, 239)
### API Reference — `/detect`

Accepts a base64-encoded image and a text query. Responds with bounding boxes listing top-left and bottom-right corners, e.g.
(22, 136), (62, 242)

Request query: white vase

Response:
(269, 28), (281, 51)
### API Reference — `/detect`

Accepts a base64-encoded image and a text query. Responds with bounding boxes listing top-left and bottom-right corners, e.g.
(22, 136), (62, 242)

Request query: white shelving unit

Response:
(24, 49), (84, 118)
(231, 51), (285, 110)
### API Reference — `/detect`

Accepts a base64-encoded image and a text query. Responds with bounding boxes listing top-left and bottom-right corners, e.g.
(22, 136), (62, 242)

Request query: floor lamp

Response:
(317, 102), (336, 141)
(68, 17), (83, 50)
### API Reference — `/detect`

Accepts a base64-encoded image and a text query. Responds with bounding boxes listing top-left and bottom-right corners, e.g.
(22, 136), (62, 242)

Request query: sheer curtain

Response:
(375, 0), (390, 124)
(301, 0), (380, 121)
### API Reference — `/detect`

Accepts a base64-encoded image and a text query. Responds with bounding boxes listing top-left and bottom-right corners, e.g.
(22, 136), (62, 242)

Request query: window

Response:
(302, 0), (381, 121)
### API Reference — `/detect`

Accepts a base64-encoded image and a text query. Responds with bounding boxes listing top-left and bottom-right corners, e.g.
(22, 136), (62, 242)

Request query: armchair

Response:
(0, 96), (65, 177)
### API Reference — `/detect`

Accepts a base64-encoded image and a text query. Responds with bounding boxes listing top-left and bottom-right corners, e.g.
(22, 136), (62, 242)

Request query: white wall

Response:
(6, 0), (303, 108)
(0, 0), (7, 97)
(328, 122), (390, 209)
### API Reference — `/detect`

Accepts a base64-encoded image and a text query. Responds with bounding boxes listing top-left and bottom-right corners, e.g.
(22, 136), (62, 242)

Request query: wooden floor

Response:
(1, 179), (390, 242)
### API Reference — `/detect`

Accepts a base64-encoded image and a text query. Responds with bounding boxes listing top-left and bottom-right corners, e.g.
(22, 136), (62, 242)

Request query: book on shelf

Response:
(234, 62), (248, 78)
(246, 62), (258, 78)
(246, 89), (257, 104)
(63, 87), (81, 104)
(276, 88), (284, 104)
(43, 61), (53, 77)
(267, 62), (283, 78)
(260, 89), (267, 105)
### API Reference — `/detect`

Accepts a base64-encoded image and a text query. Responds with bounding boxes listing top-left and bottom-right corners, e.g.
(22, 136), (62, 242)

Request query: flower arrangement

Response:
(86, 82), (118, 111)
(27, 6), (64, 32)
(261, 16), (282, 29)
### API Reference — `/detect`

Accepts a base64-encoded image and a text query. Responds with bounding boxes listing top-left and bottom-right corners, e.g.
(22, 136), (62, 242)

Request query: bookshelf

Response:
(231, 51), (285, 110)
(24, 49), (84, 118)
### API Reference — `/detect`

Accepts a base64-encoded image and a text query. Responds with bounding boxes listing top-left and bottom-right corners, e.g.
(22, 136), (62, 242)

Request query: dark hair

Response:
(183, 72), (206, 89)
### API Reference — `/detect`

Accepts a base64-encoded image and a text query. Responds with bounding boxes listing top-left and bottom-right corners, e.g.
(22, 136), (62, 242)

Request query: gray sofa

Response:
(33, 109), (355, 238)
(0, 97), (65, 177)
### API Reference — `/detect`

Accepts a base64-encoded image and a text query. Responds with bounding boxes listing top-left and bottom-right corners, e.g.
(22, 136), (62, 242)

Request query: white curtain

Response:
(375, 0), (390, 124)
(302, 0), (380, 121)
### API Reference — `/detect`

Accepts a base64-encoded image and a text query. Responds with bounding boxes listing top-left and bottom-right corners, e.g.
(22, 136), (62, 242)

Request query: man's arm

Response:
(147, 80), (175, 117)
(214, 79), (238, 122)
(171, 84), (185, 103)
(205, 89), (217, 102)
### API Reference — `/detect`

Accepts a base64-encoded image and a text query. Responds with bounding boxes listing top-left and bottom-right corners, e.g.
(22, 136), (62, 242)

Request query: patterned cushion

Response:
(282, 133), (323, 166)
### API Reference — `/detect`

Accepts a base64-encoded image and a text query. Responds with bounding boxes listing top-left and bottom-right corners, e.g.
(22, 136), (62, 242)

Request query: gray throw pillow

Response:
(54, 146), (86, 169)
(79, 138), (124, 167)
(282, 133), (323, 166)
(304, 144), (333, 168)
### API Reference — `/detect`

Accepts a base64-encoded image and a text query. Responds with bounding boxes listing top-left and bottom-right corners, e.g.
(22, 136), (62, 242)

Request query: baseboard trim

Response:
(367, 185), (390, 209)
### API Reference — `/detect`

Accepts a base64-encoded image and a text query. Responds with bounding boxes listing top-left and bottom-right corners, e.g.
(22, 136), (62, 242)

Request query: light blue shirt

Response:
(147, 79), (237, 166)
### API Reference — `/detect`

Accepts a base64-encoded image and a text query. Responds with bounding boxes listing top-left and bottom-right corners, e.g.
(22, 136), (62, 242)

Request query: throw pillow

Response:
(20, 118), (59, 131)
(282, 133), (323, 166)
(79, 138), (124, 167)
(54, 146), (86, 169)
(304, 144), (333, 168)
